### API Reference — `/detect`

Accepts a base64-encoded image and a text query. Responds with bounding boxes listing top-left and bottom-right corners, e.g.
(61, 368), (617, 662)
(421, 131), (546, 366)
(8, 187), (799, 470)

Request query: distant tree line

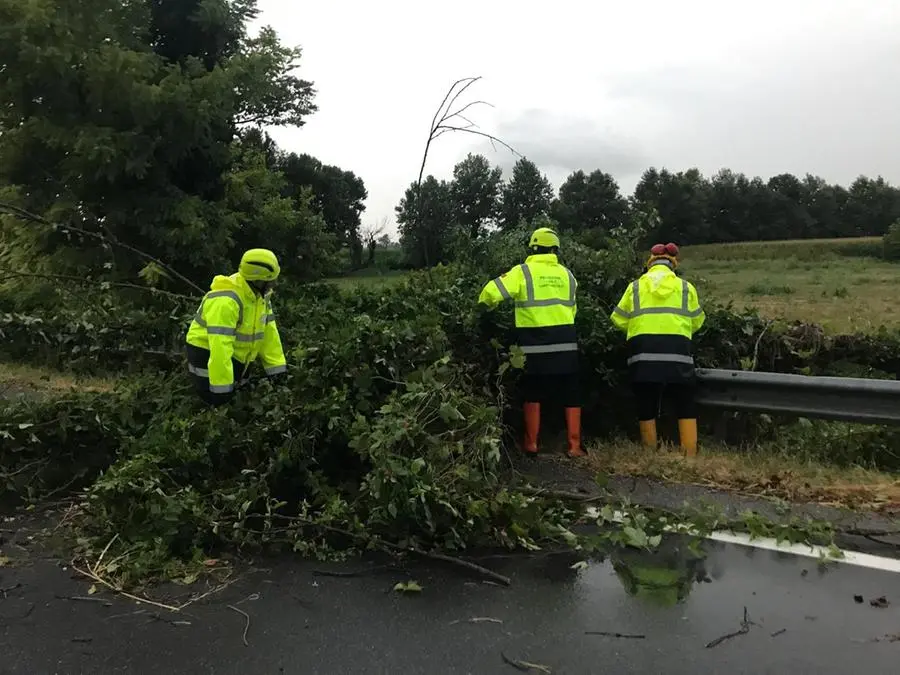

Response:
(396, 154), (900, 266)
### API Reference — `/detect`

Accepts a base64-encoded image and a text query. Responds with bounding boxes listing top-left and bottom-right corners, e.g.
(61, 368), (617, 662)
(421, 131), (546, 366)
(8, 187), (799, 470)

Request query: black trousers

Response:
(185, 344), (249, 407)
(522, 373), (580, 408)
(632, 382), (697, 422)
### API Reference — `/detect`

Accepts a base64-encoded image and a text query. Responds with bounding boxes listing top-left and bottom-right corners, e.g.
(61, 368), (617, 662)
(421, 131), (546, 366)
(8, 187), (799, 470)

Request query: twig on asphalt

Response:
(770, 629), (787, 637)
(228, 604), (251, 646)
(0, 602), (34, 621)
(71, 564), (180, 612)
(147, 612), (192, 628)
(706, 606), (755, 649)
(1, 583), (22, 598)
(71, 637), (93, 643)
(311, 565), (397, 578)
(54, 594), (114, 607)
(501, 652), (552, 673)
(585, 631), (646, 639)
(175, 577), (238, 610)
(419, 550), (511, 586)
(518, 487), (610, 503)
(450, 616), (503, 625)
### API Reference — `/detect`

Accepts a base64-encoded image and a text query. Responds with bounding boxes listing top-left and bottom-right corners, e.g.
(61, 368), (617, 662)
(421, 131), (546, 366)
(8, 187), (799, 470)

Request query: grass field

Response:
(326, 237), (895, 333)
(325, 269), (409, 290)
(681, 237), (894, 333)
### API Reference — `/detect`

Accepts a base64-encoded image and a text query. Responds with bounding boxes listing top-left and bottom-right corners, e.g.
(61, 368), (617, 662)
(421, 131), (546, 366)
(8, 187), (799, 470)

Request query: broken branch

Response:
(0, 202), (204, 295)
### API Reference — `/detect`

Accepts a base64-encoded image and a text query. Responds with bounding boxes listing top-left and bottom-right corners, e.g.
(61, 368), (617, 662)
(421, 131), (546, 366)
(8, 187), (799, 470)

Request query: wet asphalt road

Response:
(1, 537), (898, 674)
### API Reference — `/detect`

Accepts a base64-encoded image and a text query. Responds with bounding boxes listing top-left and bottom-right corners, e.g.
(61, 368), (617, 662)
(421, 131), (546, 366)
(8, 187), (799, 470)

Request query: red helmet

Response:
(650, 242), (679, 257)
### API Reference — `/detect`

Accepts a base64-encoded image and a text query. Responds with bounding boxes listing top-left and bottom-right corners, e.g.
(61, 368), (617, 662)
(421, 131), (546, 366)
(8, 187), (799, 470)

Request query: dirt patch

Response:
(0, 362), (114, 401)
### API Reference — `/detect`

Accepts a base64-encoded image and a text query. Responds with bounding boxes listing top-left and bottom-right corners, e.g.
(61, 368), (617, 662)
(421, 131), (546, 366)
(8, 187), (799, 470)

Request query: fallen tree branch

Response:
(267, 515), (512, 586)
(0, 271), (196, 302)
(0, 202), (204, 295)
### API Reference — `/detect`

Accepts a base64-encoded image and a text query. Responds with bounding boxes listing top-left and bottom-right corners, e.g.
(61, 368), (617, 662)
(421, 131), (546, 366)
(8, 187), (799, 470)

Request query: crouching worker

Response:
(478, 227), (585, 458)
(185, 248), (287, 405)
(610, 243), (705, 456)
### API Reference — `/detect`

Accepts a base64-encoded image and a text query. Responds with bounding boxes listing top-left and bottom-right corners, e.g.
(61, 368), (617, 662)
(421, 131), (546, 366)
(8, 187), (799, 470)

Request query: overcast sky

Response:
(254, 0), (900, 236)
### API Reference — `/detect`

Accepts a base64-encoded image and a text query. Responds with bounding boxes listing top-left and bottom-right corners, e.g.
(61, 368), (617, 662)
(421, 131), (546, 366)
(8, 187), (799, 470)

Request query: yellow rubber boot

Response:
(639, 419), (657, 449)
(678, 418), (698, 458)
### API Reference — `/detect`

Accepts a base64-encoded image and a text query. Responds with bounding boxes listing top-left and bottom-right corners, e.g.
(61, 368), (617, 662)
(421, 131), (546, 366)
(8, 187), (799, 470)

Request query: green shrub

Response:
(883, 221), (900, 261)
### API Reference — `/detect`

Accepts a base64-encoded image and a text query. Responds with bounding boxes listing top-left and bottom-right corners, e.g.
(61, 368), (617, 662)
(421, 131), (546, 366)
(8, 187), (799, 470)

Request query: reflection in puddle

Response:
(609, 535), (710, 607)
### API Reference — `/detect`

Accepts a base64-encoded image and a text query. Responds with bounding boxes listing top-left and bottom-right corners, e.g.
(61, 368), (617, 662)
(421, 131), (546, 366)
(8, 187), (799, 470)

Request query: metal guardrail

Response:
(695, 369), (900, 426)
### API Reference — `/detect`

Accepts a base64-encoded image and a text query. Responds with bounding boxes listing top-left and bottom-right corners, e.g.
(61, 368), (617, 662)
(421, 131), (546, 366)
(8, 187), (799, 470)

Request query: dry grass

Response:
(0, 361), (115, 398)
(587, 439), (900, 513)
(680, 238), (895, 333)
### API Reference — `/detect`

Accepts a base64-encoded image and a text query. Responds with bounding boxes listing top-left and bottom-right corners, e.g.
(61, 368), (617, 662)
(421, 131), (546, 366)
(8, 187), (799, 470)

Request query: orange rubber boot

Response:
(565, 407), (586, 458)
(523, 402), (540, 454)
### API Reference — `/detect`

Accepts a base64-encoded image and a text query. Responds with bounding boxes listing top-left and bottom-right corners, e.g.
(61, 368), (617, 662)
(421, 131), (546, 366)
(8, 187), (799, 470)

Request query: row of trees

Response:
(396, 155), (900, 266)
(0, 0), (371, 293)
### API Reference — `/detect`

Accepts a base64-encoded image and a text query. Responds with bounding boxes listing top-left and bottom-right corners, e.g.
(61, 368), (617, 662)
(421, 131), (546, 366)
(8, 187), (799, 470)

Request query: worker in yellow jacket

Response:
(478, 227), (585, 458)
(610, 243), (705, 455)
(185, 248), (287, 405)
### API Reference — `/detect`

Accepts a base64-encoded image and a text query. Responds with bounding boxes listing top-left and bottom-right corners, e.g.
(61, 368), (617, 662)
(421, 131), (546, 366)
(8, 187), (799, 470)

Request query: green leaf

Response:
(622, 526), (649, 549)
(438, 402), (464, 422)
(393, 580), (423, 593)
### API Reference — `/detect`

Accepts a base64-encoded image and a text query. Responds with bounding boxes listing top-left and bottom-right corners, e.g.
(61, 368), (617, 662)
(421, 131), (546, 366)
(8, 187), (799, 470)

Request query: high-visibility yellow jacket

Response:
(478, 253), (578, 374)
(185, 273), (287, 394)
(610, 262), (704, 383)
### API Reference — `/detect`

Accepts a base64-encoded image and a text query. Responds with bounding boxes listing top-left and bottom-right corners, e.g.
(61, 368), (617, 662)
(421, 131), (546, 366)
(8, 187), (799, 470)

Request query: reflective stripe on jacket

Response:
(185, 273), (287, 393)
(610, 263), (705, 383)
(478, 253), (578, 374)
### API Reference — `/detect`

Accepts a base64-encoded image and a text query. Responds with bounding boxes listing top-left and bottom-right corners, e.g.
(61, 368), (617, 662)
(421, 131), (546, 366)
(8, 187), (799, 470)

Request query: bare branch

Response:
(444, 100), (493, 123)
(428, 77), (479, 138)
(0, 202), (204, 295)
(438, 77), (482, 127)
(433, 125), (521, 157)
(409, 76), (518, 271)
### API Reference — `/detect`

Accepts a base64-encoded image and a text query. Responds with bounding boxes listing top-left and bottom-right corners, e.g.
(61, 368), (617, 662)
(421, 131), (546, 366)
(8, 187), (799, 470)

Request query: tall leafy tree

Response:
(0, 0), (317, 285)
(277, 153), (368, 260)
(499, 158), (554, 230)
(224, 136), (333, 280)
(842, 176), (900, 237)
(633, 168), (711, 245)
(448, 153), (502, 239)
(551, 169), (630, 234)
(396, 176), (454, 268)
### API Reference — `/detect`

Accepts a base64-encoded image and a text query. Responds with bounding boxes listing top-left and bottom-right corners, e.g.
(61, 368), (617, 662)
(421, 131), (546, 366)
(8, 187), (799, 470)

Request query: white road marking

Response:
(583, 507), (900, 574)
